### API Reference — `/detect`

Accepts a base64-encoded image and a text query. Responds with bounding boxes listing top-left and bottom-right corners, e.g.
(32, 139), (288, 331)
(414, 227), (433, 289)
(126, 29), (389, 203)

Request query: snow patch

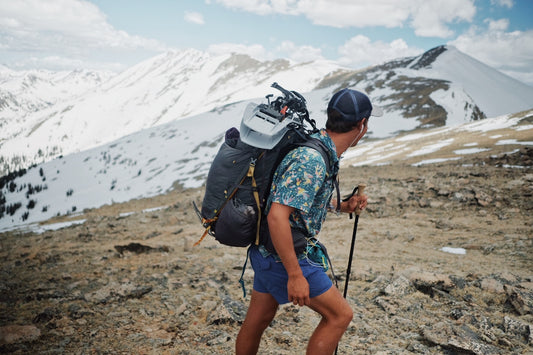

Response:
(407, 139), (454, 157)
(453, 148), (490, 155)
(440, 247), (466, 255)
(412, 157), (462, 166)
(495, 139), (533, 146)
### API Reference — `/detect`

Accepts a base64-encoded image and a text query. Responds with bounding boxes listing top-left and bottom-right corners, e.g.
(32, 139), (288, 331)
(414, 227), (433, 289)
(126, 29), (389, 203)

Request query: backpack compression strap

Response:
(247, 160), (262, 246)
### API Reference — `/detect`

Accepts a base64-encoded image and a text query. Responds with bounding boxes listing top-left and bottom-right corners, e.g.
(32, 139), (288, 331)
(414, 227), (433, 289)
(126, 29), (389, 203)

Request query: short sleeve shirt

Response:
(267, 129), (339, 237)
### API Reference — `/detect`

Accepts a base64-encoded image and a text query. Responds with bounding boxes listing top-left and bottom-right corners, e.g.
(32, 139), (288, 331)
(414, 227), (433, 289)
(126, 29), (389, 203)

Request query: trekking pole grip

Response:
(355, 184), (366, 216)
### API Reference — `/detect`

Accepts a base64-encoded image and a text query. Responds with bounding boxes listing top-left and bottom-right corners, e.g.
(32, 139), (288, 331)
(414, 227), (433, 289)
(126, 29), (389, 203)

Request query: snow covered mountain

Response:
(317, 45), (533, 131)
(0, 66), (114, 172)
(0, 50), (341, 175)
(1, 95), (531, 232)
(0, 66), (112, 130)
(2, 45), (533, 177)
(1, 45), (533, 230)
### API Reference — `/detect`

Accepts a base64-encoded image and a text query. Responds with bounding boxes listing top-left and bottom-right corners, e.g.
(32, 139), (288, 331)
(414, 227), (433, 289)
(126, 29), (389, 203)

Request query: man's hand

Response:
(344, 193), (367, 214)
(288, 273), (310, 306)
(331, 193), (368, 214)
(268, 202), (310, 306)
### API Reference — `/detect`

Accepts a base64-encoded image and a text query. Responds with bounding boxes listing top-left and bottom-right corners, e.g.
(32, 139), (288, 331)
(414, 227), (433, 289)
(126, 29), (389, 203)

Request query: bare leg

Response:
(306, 286), (353, 355)
(236, 290), (279, 355)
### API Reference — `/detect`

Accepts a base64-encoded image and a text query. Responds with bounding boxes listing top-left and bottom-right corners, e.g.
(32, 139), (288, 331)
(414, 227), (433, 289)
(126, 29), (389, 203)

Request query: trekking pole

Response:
(342, 184), (365, 298)
(336, 184), (365, 355)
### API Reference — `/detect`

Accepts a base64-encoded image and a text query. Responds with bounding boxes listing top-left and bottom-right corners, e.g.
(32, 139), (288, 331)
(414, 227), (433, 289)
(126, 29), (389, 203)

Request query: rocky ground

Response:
(0, 147), (532, 354)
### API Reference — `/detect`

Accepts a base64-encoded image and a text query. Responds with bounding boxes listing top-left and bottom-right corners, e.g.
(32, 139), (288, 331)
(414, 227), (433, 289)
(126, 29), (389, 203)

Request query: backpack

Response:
(193, 83), (340, 249)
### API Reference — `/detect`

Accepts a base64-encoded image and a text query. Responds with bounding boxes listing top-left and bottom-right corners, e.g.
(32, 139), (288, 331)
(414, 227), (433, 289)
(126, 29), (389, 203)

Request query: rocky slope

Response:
(0, 146), (531, 354)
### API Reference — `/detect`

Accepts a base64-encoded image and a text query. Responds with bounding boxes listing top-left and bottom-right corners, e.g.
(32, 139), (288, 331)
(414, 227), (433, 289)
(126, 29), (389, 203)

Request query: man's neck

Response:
(326, 129), (359, 158)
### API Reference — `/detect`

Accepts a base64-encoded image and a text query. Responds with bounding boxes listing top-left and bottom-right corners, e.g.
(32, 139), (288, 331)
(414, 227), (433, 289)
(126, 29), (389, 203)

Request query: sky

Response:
(1, 0), (532, 85)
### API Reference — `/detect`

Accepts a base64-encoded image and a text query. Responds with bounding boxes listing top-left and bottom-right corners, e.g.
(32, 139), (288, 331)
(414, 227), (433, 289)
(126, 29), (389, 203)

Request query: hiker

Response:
(235, 88), (382, 355)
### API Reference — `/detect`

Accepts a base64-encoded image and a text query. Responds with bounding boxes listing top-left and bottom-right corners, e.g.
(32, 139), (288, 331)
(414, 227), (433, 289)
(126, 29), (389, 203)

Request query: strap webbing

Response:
(247, 163), (262, 245)
(193, 227), (208, 247)
(238, 246), (251, 298)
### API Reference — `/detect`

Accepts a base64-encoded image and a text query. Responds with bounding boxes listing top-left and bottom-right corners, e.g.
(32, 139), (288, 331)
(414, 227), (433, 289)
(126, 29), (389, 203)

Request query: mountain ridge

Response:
(0, 101), (531, 232)
(0, 50), (343, 175)
(1, 45), (532, 176)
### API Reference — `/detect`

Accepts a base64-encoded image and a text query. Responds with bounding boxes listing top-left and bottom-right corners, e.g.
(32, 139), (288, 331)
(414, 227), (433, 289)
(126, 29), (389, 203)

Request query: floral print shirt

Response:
(267, 129), (339, 237)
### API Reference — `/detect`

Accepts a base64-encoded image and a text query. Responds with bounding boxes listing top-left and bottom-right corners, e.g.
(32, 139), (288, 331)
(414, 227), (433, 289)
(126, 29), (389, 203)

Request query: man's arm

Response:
(267, 202), (310, 306)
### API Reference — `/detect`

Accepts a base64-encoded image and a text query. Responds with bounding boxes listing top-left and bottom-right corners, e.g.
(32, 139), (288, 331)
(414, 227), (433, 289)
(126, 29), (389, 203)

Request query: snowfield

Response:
(1, 105), (531, 232)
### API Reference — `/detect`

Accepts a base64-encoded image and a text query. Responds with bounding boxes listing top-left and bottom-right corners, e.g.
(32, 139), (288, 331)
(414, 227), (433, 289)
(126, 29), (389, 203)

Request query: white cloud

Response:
(275, 41), (324, 63)
(295, 0), (410, 29)
(486, 18), (509, 31)
(207, 42), (269, 60)
(213, 0), (476, 38)
(211, 0), (294, 16)
(12, 55), (124, 72)
(449, 20), (533, 85)
(184, 11), (205, 25)
(207, 40), (324, 64)
(0, 0), (167, 70)
(410, 0), (476, 37)
(338, 36), (422, 68)
(491, 0), (513, 8)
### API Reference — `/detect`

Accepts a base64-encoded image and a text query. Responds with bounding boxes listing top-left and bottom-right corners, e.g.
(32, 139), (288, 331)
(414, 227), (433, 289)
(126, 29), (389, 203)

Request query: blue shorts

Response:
(249, 246), (333, 304)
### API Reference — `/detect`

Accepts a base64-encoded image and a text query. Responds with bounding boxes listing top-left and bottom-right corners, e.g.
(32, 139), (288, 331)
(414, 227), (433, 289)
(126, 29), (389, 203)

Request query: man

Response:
(236, 88), (382, 355)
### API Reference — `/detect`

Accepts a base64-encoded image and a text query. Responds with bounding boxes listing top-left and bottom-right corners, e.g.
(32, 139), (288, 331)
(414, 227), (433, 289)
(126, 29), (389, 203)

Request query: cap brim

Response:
(371, 105), (383, 117)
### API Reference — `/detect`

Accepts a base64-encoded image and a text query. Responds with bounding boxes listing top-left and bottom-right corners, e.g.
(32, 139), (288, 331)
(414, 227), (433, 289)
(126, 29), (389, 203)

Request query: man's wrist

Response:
(288, 271), (304, 279)
(328, 200), (341, 214)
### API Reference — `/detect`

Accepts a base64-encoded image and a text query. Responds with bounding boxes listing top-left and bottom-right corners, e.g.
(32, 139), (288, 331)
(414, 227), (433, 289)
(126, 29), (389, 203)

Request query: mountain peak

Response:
(409, 45), (448, 70)
(414, 45), (533, 117)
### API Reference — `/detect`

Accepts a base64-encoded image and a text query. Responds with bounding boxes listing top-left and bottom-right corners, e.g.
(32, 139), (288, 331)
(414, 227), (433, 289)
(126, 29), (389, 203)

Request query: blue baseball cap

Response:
(327, 88), (383, 122)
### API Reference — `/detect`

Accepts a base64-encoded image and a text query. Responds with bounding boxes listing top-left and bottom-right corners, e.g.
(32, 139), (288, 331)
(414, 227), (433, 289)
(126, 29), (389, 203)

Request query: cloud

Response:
(449, 19), (533, 85)
(11, 55), (124, 72)
(486, 18), (509, 31)
(207, 41), (324, 64)
(295, 0), (410, 29)
(0, 0), (167, 70)
(491, 0), (513, 8)
(338, 36), (422, 68)
(184, 11), (205, 25)
(210, 0), (292, 16)
(275, 41), (324, 63)
(208, 40), (324, 65)
(207, 42), (269, 60)
(212, 0), (476, 38)
(410, 0), (476, 37)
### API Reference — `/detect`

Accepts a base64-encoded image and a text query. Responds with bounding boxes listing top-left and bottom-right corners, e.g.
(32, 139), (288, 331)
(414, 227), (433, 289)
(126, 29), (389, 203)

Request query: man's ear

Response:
(356, 118), (367, 130)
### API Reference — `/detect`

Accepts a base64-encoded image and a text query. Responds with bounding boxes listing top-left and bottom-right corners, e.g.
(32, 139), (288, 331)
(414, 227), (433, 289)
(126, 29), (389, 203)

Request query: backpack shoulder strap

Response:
(296, 138), (334, 176)
(296, 138), (341, 212)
